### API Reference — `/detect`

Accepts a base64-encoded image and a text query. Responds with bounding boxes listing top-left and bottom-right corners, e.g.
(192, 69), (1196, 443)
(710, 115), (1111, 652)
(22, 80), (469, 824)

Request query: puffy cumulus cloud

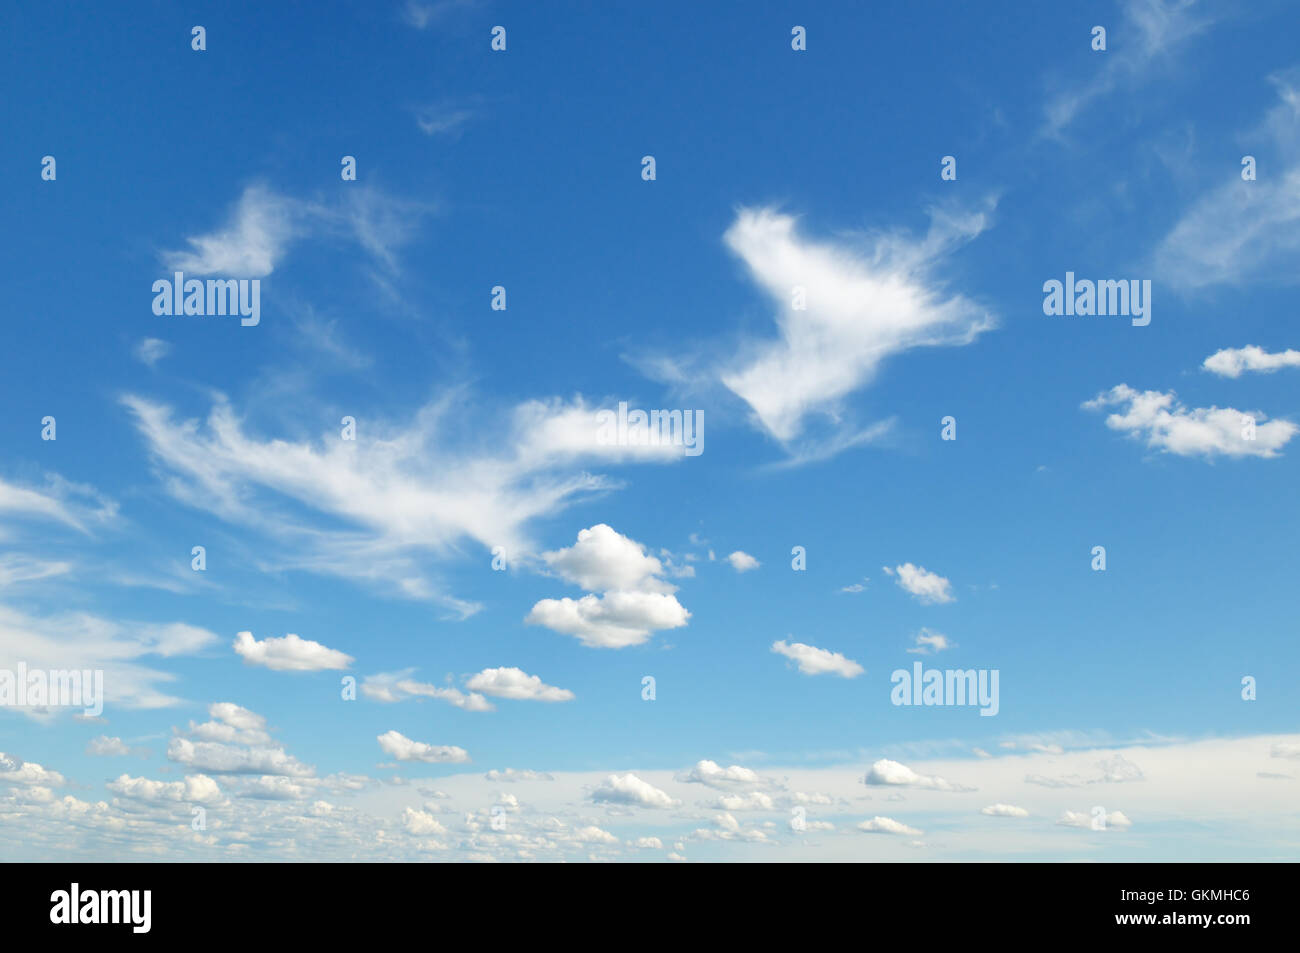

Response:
(677, 760), (764, 789)
(573, 825), (619, 845)
(725, 551), (761, 572)
(484, 769), (554, 782)
(980, 803), (1030, 818)
(376, 730), (470, 764)
(527, 525), (691, 649)
(401, 807), (448, 836)
(107, 774), (223, 805)
(541, 524), (674, 594)
(589, 773), (680, 809)
(857, 816), (923, 836)
(883, 563), (954, 604)
(1084, 385), (1297, 459)
(629, 836), (664, 849)
(1204, 346), (1300, 378)
(717, 205), (994, 449)
(692, 812), (772, 843)
(360, 671), (493, 712)
(463, 667), (574, 703)
(1270, 743), (1300, 760)
(864, 759), (975, 793)
(167, 738), (315, 777)
(225, 776), (315, 801)
(527, 590), (689, 650)
(166, 702), (316, 778)
(85, 736), (131, 757)
(1057, 810), (1132, 831)
(0, 753), (65, 787)
(771, 639), (864, 678)
(907, 628), (953, 655)
(233, 631), (353, 672)
(186, 703), (274, 747)
(714, 792), (776, 811)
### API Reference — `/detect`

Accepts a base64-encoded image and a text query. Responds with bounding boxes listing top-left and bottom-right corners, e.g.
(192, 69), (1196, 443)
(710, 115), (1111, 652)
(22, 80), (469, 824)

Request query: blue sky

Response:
(1, 0), (1298, 861)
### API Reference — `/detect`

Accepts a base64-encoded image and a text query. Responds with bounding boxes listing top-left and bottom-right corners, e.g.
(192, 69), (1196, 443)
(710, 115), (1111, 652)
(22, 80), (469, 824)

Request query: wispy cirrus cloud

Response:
(1042, 0), (1213, 139)
(714, 206), (995, 455)
(122, 395), (690, 618)
(160, 183), (433, 281)
(1155, 69), (1300, 288)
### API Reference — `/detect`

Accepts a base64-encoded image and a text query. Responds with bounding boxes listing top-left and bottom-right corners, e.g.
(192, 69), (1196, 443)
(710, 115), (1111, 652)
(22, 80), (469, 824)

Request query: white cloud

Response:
(233, 631), (354, 672)
(167, 738), (314, 777)
(166, 703), (316, 778)
(906, 628), (952, 655)
(401, 806), (447, 836)
(1043, 0), (1212, 138)
(0, 753), (64, 787)
(980, 803), (1029, 818)
(463, 667), (573, 702)
(133, 338), (171, 367)
(725, 551), (761, 572)
(0, 475), (117, 534)
(716, 206), (994, 449)
(415, 102), (475, 137)
(541, 524), (674, 593)
(678, 760), (763, 788)
(714, 792), (776, 811)
(107, 774), (222, 804)
(858, 816), (923, 836)
(123, 396), (688, 617)
(0, 555), (72, 586)
(85, 736), (130, 757)
(573, 825), (620, 845)
(1155, 70), (1300, 288)
(526, 591), (689, 649)
(589, 773), (679, 809)
(377, 730), (470, 764)
(527, 525), (690, 648)
(360, 671), (493, 711)
(484, 769), (554, 782)
(401, 0), (475, 30)
(771, 640), (864, 678)
(883, 564), (954, 604)
(163, 184), (300, 277)
(0, 604), (218, 712)
(1083, 384), (1297, 458)
(1057, 809), (1132, 830)
(864, 759), (975, 792)
(1203, 346), (1300, 378)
